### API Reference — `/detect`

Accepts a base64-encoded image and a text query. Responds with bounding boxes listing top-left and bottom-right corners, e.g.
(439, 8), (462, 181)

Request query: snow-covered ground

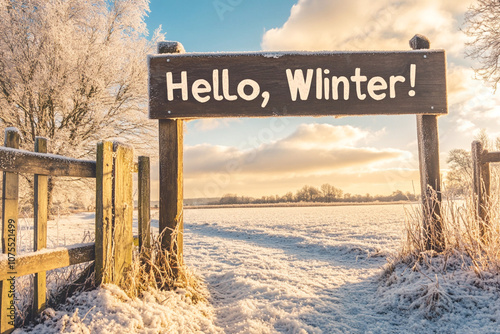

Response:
(15, 204), (500, 333)
(182, 205), (404, 334)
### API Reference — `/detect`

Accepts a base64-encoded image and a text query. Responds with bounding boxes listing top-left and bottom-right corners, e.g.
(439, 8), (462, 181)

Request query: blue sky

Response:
(145, 0), (500, 199)
(147, 1), (296, 52)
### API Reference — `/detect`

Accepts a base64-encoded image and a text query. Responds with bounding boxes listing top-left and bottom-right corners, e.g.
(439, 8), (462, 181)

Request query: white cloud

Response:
(262, 0), (470, 57)
(276, 124), (368, 149)
(185, 123), (408, 175)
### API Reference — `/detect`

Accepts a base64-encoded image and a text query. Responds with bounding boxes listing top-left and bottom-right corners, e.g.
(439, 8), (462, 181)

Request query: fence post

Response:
(112, 142), (134, 287)
(1, 128), (20, 334)
(95, 142), (114, 285)
(95, 142), (134, 287)
(138, 156), (151, 253)
(472, 140), (490, 240)
(33, 137), (48, 316)
(411, 34), (445, 252)
(158, 41), (185, 274)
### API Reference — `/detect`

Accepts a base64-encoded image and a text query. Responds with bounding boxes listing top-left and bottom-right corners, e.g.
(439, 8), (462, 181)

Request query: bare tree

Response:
(296, 185), (320, 202)
(464, 0), (500, 90)
(0, 0), (163, 210)
(320, 183), (343, 202)
(0, 0), (163, 157)
(445, 149), (472, 196)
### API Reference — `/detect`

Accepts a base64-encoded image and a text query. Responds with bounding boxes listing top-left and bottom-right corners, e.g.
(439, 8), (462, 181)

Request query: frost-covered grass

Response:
(396, 192), (500, 275)
(379, 179), (500, 329)
(378, 251), (500, 326)
(123, 233), (209, 305)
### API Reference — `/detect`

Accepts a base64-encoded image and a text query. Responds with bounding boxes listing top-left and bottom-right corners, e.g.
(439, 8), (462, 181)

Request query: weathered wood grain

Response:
(0, 147), (96, 177)
(95, 142), (113, 285)
(0, 245), (95, 281)
(0, 237), (140, 282)
(412, 35), (444, 252)
(472, 141), (490, 240)
(1, 128), (19, 334)
(149, 50), (448, 119)
(159, 120), (184, 269)
(157, 42), (185, 275)
(112, 142), (134, 287)
(483, 151), (500, 163)
(417, 115), (444, 251)
(33, 138), (48, 316)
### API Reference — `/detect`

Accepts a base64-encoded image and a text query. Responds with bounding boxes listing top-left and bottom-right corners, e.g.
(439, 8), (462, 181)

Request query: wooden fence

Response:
(0, 128), (151, 333)
(472, 140), (500, 240)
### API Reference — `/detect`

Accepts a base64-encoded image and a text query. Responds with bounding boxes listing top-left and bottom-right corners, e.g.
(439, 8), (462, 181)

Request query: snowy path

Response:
(178, 205), (408, 333)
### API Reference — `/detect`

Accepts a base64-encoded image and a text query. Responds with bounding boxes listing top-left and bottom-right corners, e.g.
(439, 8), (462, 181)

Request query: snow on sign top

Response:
(148, 50), (447, 119)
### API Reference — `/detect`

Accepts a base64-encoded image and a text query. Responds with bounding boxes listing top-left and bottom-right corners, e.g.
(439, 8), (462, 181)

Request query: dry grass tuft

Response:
(408, 275), (454, 319)
(123, 231), (207, 305)
(396, 180), (500, 277)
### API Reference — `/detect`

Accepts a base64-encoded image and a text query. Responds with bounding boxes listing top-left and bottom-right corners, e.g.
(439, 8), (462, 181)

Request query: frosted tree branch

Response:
(464, 0), (500, 91)
(0, 0), (164, 159)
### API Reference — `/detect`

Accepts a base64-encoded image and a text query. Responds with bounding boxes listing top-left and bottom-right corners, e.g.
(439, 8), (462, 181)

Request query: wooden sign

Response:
(149, 50), (447, 119)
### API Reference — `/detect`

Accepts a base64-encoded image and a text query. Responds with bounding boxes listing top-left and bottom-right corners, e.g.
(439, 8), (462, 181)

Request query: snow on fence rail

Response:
(0, 147), (96, 178)
(472, 140), (500, 241)
(0, 128), (151, 333)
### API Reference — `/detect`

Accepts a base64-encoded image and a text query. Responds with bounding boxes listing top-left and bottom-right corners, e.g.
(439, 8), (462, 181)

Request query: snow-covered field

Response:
(182, 205), (404, 333)
(15, 204), (500, 333)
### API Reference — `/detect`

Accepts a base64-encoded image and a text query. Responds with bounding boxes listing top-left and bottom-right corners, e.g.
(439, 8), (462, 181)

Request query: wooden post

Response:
(411, 34), (445, 252)
(112, 142), (134, 287)
(1, 128), (20, 334)
(138, 156), (151, 252)
(158, 42), (185, 272)
(472, 141), (490, 240)
(95, 141), (133, 287)
(95, 142), (114, 285)
(33, 137), (48, 316)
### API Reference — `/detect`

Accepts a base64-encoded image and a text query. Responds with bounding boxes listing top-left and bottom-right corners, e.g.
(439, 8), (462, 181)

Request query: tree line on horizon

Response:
(214, 184), (419, 205)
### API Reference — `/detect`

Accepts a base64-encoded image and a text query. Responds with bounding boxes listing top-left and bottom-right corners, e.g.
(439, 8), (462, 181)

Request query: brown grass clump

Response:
(123, 231), (207, 305)
(395, 174), (500, 277)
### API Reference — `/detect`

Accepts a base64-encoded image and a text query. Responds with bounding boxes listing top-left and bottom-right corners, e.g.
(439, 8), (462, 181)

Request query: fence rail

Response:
(0, 237), (141, 282)
(0, 147), (96, 177)
(0, 244), (95, 281)
(0, 128), (151, 334)
(483, 151), (500, 164)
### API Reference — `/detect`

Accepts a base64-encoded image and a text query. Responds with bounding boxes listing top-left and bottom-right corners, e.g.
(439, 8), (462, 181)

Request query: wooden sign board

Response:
(148, 50), (447, 119)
